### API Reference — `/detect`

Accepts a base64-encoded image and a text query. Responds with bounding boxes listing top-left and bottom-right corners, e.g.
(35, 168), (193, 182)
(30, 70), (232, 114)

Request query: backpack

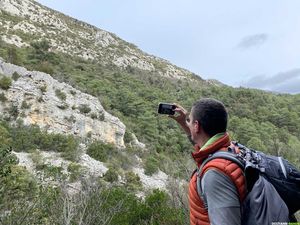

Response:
(196, 141), (300, 224)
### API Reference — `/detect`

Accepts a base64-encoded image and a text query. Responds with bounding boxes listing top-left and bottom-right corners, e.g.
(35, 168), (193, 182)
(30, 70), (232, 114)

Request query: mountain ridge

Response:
(0, 0), (212, 83)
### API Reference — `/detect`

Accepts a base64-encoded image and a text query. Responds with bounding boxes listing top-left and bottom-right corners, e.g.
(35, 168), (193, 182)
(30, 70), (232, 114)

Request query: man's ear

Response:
(194, 120), (200, 133)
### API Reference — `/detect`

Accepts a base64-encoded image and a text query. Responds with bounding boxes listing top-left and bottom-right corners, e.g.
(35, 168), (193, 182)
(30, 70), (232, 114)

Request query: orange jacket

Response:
(189, 133), (246, 225)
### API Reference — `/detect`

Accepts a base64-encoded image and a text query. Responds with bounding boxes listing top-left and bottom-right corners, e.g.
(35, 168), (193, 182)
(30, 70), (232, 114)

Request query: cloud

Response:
(237, 33), (268, 49)
(242, 68), (300, 94)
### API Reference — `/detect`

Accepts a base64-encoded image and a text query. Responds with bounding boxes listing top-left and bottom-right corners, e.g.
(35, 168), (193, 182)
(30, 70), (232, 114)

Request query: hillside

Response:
(1, 0), (300, 224)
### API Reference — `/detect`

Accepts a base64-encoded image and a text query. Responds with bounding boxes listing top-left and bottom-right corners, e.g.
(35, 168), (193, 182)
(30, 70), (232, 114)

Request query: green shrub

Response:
(0, 76), (12, 90)
(67, 163), (82, 182)
(104, 168), (118, 182)
(12, 71), (20, 81)
(0, 124), (12, 150)
(6, 47), (21, 65)
(8, 104), (19, 119)
(99, 112), (105, 121)
(78, 104), (91, 114)
(0, 149), (18, 181)
(125, 171), (142, 191)
(87, 131), (92, 138)
(10, 123), (79, 161)
(144, 155), (159, 176)
(30, 150), (44, 169)
(56, 103), (69, 110)
(90, 112), (98, 119)
(35, 61), (54, 75)
(70, 90), (76, 95)
(43, 165), (65, 180)
(64, 115), (76, 123)
(21, 100), (31, 109)
(0, 93), (7, 102)
(124, 130), (134, 144)
(0, 165), (37, 204)
(37, 96), (44, 102)
(55, 89), (66, 101)
(52, 134), (79, 161)
(39, 85), (47, 93)
(142, 189), (186, 224)
(86, 141), (115, 162)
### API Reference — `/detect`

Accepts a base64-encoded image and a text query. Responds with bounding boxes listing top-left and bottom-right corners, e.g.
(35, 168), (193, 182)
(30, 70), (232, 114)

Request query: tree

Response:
(0, 76), (12, 90)
(7, 46), (21, 65)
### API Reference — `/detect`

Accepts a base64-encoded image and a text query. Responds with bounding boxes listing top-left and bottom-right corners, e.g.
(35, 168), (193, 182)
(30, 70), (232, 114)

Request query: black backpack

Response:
(196, 142), (300, 224)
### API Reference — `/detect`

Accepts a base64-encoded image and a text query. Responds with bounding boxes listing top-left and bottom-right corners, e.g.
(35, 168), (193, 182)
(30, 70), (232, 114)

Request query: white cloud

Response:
(243, 69), (300, 94)
(237, 33), (268, 49)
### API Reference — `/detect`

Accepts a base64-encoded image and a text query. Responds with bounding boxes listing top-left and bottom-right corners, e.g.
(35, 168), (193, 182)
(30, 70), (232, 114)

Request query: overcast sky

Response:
(36, 0), (300, 94)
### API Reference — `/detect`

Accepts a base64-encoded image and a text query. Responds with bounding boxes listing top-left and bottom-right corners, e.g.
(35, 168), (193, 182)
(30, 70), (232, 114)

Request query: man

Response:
(169, 98), (246, 225)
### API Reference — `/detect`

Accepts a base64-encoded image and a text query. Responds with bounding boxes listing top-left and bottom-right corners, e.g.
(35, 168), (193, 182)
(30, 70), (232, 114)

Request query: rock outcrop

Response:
(0, 58), (126, 148)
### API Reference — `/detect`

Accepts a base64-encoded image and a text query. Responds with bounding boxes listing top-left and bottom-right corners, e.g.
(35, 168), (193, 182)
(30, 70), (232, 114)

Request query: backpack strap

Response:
(196, 151), (245, 207)
(278, 157), (287, 179)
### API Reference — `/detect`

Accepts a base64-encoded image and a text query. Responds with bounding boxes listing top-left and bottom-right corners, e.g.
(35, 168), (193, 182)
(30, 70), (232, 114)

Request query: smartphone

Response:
(157, 103), (176, 115)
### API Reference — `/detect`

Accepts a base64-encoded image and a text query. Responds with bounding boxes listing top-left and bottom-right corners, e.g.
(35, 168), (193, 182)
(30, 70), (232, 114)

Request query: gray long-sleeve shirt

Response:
(202, 169), (241, 225)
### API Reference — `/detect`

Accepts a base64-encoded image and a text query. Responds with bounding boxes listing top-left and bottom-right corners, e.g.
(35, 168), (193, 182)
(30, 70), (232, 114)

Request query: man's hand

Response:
(169, 104), (191, 135)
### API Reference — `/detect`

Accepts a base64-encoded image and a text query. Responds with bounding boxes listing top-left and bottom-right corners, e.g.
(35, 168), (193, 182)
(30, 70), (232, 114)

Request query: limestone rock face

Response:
(0, 58), (126, 148)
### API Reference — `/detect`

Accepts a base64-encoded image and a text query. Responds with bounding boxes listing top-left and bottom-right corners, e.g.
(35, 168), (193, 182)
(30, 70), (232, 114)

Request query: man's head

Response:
(189, 98), (228, 138)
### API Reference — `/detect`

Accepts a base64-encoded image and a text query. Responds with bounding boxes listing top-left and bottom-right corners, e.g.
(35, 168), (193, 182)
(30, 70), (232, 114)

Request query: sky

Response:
(36, 0), (300, 94)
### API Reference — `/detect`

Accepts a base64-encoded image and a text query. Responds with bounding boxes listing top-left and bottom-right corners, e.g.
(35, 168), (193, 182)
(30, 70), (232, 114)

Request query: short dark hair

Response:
(191, 98), (228, 137)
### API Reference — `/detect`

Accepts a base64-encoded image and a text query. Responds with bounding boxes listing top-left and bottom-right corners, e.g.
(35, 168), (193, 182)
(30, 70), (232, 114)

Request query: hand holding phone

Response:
(159, 103), (191, 135)
(157, 103), (176, 115)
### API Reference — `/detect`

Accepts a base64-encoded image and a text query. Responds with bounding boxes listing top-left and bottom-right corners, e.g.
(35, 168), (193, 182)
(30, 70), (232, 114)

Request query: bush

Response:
(142, 189), (186, 224)
(21, 100), (31, 109)
(99, 112), (105, 121)
(64, 115), (76, 123)
(10, 123), (79, 161)
(0, 76), (12, 90)
(51, 134), (79, 161)
(0, 93), (7, 102)
(90, 112), (98, 119)
(35, 61), (54, 75)
(67, 163), (82, 182)
(0, 148), (18, 180)
(78, 104), (91, 114)
(144, 155), (159, 176)
(12, 71), (20, 81)
(10, 122), (40, 152)
(124, 130), (134, 144)
(43, 165), (65, 180)
(6, 47), (21, 65)
(125, 171), (142, 191)
(55, 89), (66, 101)
(86, 141), (115, 162)
(0, 124), (12, 150)
(56, 103), (69, 110)
(0, 165), (37, 205)
(8, 104), (19, 119)
(30, 150), (44, 169)
(104, 168), (118, 182)
(37, 96), (44, 102)
(39, 85), (47, 93)
(70, 90), (76, 95)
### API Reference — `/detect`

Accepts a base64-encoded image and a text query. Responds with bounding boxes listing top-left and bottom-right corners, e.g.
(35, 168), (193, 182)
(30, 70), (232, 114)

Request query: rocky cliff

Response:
(0, 58), (126, 148)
